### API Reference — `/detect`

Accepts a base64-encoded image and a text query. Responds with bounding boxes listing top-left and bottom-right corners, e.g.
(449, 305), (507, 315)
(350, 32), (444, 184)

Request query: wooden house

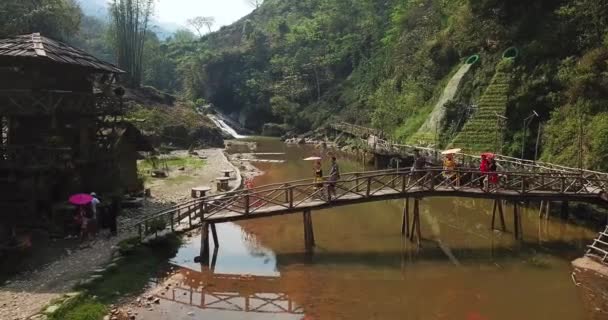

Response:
(0, 33), (140, 241)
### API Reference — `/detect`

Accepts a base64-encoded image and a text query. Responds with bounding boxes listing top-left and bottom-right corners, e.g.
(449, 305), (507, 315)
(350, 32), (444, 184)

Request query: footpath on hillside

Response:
(0, 148), (239, 320)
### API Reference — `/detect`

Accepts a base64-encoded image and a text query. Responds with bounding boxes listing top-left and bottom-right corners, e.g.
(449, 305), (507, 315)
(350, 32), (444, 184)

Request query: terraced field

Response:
(451, 64), (512, 152)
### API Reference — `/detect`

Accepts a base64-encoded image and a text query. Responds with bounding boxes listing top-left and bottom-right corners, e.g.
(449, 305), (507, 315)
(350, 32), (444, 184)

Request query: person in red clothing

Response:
(479, 154), (489, 190)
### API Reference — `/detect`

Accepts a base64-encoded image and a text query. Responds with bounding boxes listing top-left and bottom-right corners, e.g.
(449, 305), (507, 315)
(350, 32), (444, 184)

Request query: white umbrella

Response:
(303, 156), (322, 161)
(441, 148), (462, 155)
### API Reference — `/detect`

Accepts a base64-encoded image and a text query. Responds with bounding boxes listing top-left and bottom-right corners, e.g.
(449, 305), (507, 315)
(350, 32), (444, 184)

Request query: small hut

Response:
(0, 33), (139, 242)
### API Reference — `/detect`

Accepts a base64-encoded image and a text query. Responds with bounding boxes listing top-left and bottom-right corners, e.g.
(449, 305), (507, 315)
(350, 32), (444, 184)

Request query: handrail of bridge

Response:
(130, 167), (608, 240)
(330, 122), (608, 178)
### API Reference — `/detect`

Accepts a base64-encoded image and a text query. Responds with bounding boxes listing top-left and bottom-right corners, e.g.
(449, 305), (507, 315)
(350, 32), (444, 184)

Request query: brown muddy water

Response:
(141, 138), (597, 320)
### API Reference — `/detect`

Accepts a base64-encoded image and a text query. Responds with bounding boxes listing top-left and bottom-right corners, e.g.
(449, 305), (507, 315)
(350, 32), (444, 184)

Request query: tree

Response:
(0, 0), (82, 39)
(187, 16), (215, 37)
(245, 0), (264, 9)
(110, 0), (155, 87)
(172, 29), (196, 43)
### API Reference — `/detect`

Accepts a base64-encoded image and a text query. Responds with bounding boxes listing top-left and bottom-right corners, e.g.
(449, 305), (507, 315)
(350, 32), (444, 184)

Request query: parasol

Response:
(69, 193), (93, 206)
(441, 148), (462, 155)
(303, 156), (322, 161)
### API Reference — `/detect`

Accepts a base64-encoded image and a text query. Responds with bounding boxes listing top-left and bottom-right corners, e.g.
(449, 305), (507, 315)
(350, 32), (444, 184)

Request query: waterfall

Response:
(418, 62), (473, 134)
(209, 115), (247, 139)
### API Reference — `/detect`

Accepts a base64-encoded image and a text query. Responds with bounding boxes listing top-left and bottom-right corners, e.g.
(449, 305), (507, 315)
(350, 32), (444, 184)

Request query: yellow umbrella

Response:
(441, 148), (462, 155)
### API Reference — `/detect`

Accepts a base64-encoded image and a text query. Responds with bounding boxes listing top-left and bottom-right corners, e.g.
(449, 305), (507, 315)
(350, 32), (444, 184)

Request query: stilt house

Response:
(0, 33), (138, 240)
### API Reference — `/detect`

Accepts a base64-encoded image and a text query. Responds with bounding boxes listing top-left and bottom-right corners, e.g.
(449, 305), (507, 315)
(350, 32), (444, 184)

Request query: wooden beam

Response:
(200, 222), (210, 266)
(491, 199), (498, 230)
(409, 199), (421, 246)
(303, 210), (314, 253)
(498, 199), (506, 231)
(401, 197), (410, 236)
(210, 223), (219, 248)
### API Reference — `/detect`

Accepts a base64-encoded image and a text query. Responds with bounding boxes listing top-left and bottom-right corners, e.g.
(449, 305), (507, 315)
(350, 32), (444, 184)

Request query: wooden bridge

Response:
(330, 122), (608, 180)
(130, 165), (608, 262)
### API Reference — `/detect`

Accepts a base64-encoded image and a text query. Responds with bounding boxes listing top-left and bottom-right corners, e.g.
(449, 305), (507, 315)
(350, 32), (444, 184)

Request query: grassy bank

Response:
(48, 235), (181, 320)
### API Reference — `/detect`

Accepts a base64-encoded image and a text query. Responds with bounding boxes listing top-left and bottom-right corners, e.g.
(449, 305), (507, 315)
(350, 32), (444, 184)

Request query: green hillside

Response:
(451, 58), (513, 152)
(137, 0), (608, 170)
(6, 0), (608, 170)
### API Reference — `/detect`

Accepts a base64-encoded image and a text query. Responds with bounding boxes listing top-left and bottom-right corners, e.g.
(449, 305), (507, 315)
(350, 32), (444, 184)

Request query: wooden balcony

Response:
(0, 90), (124, 116)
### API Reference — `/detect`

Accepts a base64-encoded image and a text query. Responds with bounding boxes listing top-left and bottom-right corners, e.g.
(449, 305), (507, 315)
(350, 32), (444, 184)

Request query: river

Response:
(139, 138), (597, 320)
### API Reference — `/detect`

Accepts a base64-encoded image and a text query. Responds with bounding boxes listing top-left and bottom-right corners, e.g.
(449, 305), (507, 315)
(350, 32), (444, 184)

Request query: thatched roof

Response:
(0, 33), (124, 74)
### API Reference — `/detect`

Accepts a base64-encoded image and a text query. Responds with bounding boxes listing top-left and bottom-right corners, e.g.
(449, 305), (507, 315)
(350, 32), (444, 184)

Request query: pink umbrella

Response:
(69, 193), (93, 206)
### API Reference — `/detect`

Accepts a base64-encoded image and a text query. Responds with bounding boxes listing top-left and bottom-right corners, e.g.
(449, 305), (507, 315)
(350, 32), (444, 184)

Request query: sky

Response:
(154, 0), (254, 32)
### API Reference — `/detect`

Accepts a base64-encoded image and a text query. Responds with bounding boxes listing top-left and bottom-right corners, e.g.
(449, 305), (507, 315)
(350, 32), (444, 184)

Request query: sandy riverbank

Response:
(0, 148), (240, 320)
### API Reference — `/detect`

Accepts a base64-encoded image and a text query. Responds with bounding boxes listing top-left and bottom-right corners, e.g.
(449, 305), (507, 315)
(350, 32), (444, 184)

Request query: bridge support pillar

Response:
(401, 198), (410, 237)
(409, 199), (422, 246)
(199, 222), (210, 266)
(303, 210), (315, 253)
(560, 201), (569, 220)
(491, 199), (506, 231)
(513, 202), (523, 240)
(539, 201), (551, 219)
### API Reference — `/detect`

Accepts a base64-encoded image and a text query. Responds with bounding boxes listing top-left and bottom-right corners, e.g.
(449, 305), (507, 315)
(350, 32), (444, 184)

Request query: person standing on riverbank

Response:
(328, 156), (340, 198)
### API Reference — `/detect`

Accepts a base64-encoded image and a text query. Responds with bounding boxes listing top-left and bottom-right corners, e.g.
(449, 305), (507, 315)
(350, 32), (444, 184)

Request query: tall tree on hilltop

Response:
(245, 0), (264, 9)
(110, 0), (155, 87)
(187, 16), (215, 37)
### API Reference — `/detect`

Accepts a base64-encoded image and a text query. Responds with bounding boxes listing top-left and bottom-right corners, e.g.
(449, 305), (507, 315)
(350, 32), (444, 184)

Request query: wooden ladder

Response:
(586, 225), (608, 264)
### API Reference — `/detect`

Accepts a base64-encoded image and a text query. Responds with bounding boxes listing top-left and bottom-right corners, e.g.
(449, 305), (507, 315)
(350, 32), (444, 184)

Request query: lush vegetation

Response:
(3, 0), (608, 169)
(127, 0), (608, 169)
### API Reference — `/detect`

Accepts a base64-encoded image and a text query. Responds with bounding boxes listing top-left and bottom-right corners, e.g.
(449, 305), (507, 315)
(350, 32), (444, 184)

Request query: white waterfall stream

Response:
(208, 115), (247, 139)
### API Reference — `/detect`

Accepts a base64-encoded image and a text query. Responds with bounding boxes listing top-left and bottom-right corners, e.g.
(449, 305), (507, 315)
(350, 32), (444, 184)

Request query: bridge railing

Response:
(129, 167), (608, 240)
(201, 168), (608, 220)
(330, 122), (608, 178)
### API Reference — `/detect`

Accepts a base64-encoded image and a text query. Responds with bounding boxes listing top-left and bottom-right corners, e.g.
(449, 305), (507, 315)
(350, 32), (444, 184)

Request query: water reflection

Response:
(171, 223), (279, 277)
(143, 223), (304, 320)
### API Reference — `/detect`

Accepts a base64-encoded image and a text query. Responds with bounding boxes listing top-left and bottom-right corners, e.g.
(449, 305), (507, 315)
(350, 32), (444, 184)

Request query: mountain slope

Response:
(143, 0), (608, 169)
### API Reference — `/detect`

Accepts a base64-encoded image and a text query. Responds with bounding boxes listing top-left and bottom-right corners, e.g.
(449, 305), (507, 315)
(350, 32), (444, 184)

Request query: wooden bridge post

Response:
(170, 212), (175, 232)
(409, 199), (422, 246)
(538, 201), (551, 219)
(210, 223), (219, 248)
(401, 197), (410, 236)
(498, 199), (506, 231)
(244, 190), (250, 215)
(560, 201), (569, 220)
(303, 209), (315, 252)
(491, 199), (497, 230)
(200, 222), (210, 266)
(513, 202), (523, 240)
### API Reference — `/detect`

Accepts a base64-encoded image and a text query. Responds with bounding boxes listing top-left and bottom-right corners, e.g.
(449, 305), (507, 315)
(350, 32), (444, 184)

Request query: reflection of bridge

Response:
(151, 265), (304, 315)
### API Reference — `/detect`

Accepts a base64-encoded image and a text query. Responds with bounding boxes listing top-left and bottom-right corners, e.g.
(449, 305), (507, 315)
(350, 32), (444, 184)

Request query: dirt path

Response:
(0, 148), (237, 320)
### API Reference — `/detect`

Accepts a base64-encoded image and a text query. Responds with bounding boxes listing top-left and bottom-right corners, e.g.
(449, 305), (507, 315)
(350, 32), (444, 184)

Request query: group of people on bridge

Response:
(420, 150), (502, 190)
